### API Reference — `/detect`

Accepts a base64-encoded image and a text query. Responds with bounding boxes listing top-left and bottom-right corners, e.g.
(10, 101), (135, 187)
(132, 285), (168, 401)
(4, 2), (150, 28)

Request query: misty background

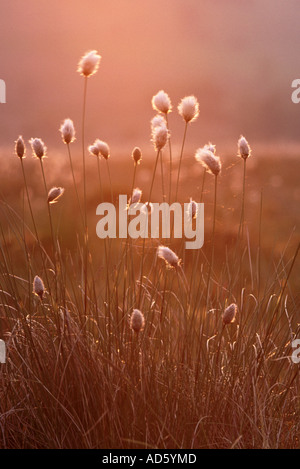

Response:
(0, 0), (300, 157)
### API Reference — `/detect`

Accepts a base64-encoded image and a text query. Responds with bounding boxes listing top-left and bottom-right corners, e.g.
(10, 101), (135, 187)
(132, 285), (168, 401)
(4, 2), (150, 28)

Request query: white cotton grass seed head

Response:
(130, 188), (142, 206)
(238, 135), (251, 159)
(178, 95), (199, 123)
(151, 114), (167, 130)
(88, 144), (100, 157)
(48, 187), (65, 204)
(132, 146), (142, 165)
(33, 275), (45, 300)
(88, 139), (110, 159)
(151, 123), (169, 151)
(77, 50), (101, 77)
(222, 303), (238, 325)
(195, 147), (221, 176)
(130, 309), (145, 333)
(187, 198), (198, 221)
(29, 138), (47, 159)
(157, 245), (180, 268)
(15, 136), (25, 159)
(96, 139), (110, 160)
(152, 90), (172, 114)
(204, 142), (216, 154)
(60, 118), (76, 145)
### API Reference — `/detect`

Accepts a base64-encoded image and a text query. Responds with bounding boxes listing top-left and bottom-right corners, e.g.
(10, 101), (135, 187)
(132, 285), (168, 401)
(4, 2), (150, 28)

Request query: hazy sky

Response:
(1, 0), (300, 155)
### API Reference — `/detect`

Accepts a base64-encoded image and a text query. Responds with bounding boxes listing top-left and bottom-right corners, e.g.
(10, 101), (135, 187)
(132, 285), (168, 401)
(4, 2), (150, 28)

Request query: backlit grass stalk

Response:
(206, 175), (218, 307)
(175, 121), (188, 202)
(237, 136), (251, 241)
(126, 149), (141, 305)
(39, 160), (56, 256)
(195, 146), (221, 307)
(67, 143), (84, 226)
(238, 157), (247, 240)
(96, 154), (111, 344)
(19, 156), (53, 271)
(175, 95), (200, 202)
(165, 114), (173, 203)
(160, 151), (166, 202)
(138, 123), (169, 305)
(138, 149), (161, 306)
(106, 159), (114, 203)
(82, 77), (89, 316)
(78, 50), (101, 316)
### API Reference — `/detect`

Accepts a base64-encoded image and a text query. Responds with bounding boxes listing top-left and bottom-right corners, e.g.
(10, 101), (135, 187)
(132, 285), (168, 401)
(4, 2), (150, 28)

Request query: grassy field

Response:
(0, 53), (299, 449)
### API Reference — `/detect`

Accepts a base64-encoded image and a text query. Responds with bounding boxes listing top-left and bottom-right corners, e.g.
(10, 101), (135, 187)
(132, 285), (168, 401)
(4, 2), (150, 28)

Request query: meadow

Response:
(0, 51), (299, 449)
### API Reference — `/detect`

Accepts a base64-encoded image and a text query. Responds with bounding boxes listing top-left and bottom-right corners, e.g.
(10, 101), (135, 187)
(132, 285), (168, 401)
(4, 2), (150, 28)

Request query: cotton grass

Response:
(88, 139), (110, 160)
(130, 309), (145, 333)
(222, 303), (238, 325)
(187, 198), (198, 221)
(33, 275), (45, 300)
(29, 138), (47, 159)
(238, 135), (251, 159)
(132, 147), (142, 165)
(151, 114), (167, 130)
(47, 187), (65, 204)
(15, 136), (25, 159)
(157, 245), (181, 268)
(129, 188), (142, 206)
(60, 118), (76, 145)
(178, 95), (199, 123)
(152, 90), (172, 114)
(77, 50), (101, 77)
(195, 147), (221, 176)
(151, 123), (169, 151)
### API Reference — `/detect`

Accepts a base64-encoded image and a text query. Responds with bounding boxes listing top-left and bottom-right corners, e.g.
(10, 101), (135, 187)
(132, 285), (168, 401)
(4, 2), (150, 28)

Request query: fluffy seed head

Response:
(33, 275), (45, 300)
(130, 187), (142, 206)
(238, 135), (251, 159)
(96, 140), (110, 160)
(88, 139), (110, 159)
(130, 309), (145, 333)
(157, 245), (180, 268)
(48, 187), (65, 204)
(132, 147), (142, 165)
(60, 118), (76, 145)
(195, 147), (221, 176)
(151, 114), (167, 130)
(223, 303), (237, 325)
(88, 144), (100, 157)
(152, 90), (172, 114)
(15, 136), (25, 159)
(187, 198), (198, 221)
(178, 95), (199, 123)
(29, 138), (47, 159)
(151, 123), (169, 151)
(77, 50), (101, 77)
(204, 142), (216, 154)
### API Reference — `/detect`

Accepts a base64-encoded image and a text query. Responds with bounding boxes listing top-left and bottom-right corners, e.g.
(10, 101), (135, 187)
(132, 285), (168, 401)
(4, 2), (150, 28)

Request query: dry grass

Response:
(0, 57), (299, 449)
